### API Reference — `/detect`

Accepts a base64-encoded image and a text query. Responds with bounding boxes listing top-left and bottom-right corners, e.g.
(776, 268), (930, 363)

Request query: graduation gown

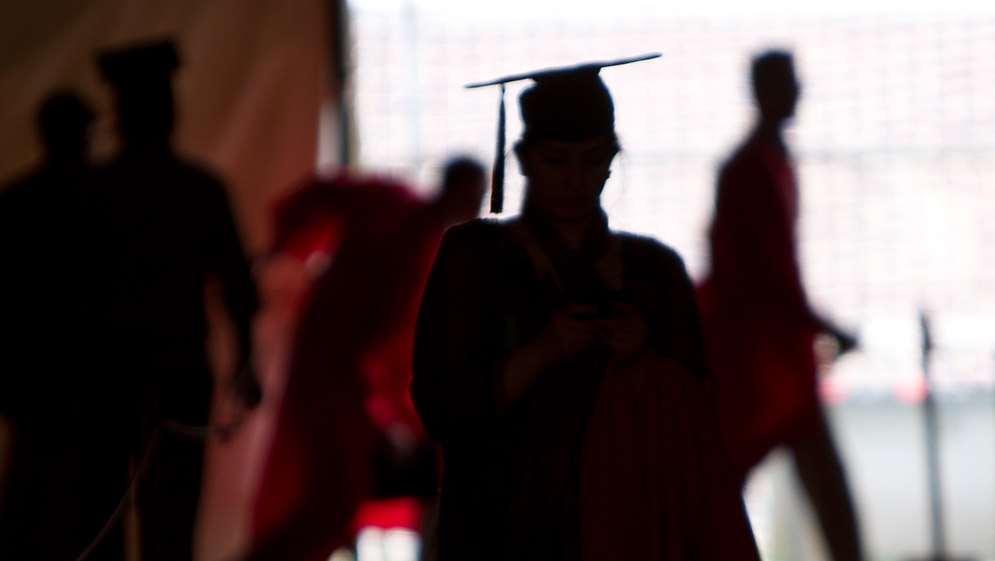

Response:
(412, 213), (758, 560)
(697, 132), (824, 485)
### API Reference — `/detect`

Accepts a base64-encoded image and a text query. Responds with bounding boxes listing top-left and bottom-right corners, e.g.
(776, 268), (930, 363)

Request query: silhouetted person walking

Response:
(697, 50), (863, 561)
(95, 40), (259, 561)
(0, 93), (132, 560)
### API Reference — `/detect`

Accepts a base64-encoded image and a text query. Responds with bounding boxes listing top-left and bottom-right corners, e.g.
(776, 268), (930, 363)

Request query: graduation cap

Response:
(466, 53), (661, 213)
(98, 40), (181, 142)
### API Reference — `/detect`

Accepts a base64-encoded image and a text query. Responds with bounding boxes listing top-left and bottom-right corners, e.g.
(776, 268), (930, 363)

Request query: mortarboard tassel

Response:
(490, 84), (505, 214)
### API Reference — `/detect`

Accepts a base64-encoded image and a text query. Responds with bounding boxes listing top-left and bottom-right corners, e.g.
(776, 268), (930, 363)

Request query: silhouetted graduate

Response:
(94, 39), (260, 561)
(0, 92), (132, 560)
(246, 157), (485, 561)
(411, 56), (759, 560)
(697, 50), (863, 561)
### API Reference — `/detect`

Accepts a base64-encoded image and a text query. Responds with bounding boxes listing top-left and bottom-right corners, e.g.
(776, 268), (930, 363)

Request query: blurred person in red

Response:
(245, 157), (486, 561)
(697, 50), (863, 561)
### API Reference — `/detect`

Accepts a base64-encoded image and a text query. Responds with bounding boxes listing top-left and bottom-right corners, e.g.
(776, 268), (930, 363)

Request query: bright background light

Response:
(347, 2), (995, 559)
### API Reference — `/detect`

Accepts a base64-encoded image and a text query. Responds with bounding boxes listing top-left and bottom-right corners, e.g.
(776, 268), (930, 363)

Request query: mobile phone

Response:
(573, 299), (615, 321)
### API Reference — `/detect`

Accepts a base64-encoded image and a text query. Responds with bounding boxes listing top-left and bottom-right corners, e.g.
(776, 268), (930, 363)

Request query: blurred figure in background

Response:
(697, 50), (863, 561)
(0, 92), (133, 561)
(246, 157), (485, 561)
(95, 39), (260, 561)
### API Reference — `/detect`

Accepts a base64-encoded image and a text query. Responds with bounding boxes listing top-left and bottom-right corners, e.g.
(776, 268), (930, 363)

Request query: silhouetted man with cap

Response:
(95, 39), (260, 561)
(0, 92), (133, 560)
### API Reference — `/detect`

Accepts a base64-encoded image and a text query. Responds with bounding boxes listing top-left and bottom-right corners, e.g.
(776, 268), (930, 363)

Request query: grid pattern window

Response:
(351, 7), (995, 395)
(349, 5), (995, 558)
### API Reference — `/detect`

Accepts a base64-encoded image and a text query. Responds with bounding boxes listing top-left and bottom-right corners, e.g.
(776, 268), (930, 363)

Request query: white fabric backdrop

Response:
(0, 0), (333, 250)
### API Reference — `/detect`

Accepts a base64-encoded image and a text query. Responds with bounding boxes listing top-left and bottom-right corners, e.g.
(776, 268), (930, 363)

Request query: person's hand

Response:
(595, 301), (648, 360)
(538, 303), (600, 363)
(823, 323), (858, 357)
(814, 324), (859, 367)
(231, 359), (263, 410)
(833, 329), (858, 356)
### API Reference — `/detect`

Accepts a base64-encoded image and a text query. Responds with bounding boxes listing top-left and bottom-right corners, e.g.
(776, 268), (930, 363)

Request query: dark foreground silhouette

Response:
(0, 39), (260, 561)
(412, 58), (759, 560)
(0, 92), (136, 561)
(94, 39), (260, 561)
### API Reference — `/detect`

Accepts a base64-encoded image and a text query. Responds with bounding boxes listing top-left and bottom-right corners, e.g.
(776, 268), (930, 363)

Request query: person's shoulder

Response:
(0, 169), (39, 202)
(720, 136), (758, 170)
(0, 176), (35, 229)
(617, 231), (685, 267)
(424, 219), (503, 280)
(721, 133), (784, 174)
(170, 156), (227, 188)
(100, 153), (227, 193)
(443, 217), (506, 242)
(0, 165), (76, 209)
(437, 218), (515, 264)
(717, 140), (785, 203)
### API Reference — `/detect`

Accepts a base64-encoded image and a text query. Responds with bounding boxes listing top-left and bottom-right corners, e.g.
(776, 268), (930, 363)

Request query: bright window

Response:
(348, 2), (995, 558)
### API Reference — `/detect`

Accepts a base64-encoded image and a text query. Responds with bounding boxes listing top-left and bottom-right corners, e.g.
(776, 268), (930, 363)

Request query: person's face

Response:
(117, 81), (175, 146)
(757, 64), (800, 122)
(441, 168), (486, 221)
(518, 136), (618, 223)
(777, 68), (800, 119)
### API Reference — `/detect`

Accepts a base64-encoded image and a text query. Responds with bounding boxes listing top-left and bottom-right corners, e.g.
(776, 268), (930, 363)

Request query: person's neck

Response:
(754, 118), (787, 155)
(552, 218), (593, 252)
(46, 155), (88, 172)
(425, 198), (469, 231)
(122, 140), (172, 160)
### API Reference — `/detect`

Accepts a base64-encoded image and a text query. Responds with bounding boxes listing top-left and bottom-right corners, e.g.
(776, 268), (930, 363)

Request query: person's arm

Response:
(593, 301), (648, 364)
(619, 238), (710, 381)
(413, 223), (605, 438)
(0, 190), (21, 423)
(410, 223), (505, 443)
(204, 179), (261, 407)
(660, 245), (711, 379)
(647, 241), (760, 559)
(499, 302), (599, 409)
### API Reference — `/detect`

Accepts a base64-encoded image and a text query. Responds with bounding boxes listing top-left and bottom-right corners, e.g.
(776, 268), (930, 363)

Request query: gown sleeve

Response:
(627, 237), (711, 383)
(660, 244), (710, 380)
(202, 175), (259, 335)
(410, 222), (503, 443)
